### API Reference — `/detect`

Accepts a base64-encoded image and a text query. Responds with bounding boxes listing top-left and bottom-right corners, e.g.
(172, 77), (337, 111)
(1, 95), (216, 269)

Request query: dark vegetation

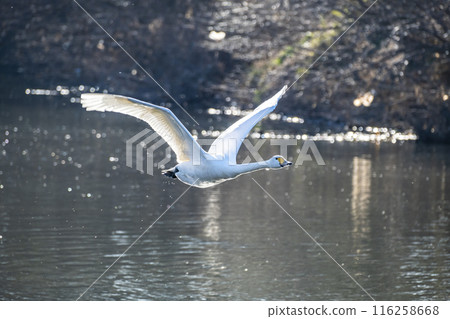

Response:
(1, 0), (449, 141)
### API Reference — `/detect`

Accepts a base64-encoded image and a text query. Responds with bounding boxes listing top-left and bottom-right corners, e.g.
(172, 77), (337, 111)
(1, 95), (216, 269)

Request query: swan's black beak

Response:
(282, 161), (292, 167)
(277, 157), (292, 167)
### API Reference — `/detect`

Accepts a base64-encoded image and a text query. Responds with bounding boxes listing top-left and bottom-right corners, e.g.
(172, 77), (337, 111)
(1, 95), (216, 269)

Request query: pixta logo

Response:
(126, 129), (172, 175)
(126, 129), (325, 175)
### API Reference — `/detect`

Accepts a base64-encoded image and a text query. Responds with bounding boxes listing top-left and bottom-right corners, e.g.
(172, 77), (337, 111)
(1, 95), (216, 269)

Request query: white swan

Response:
(80, 86), (291, 188)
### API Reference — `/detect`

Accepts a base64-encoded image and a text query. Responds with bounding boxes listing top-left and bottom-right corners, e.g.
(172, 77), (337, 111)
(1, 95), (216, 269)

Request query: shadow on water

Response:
(0, 99), (449, 300)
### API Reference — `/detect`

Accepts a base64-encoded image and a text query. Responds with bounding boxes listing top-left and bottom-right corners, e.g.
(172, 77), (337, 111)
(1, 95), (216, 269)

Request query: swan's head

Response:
(268, 155), (292, 169)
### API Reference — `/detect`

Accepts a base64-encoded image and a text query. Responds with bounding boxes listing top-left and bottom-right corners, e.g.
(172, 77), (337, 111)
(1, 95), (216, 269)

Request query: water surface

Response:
(0, 100), (448, 300)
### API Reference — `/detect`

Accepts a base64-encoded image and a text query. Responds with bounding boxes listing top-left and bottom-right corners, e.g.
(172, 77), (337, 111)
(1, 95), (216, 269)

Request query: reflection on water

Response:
(351, 157), (371, 237)
(202, 188), (222, 241)
(0, 100), (449, 300)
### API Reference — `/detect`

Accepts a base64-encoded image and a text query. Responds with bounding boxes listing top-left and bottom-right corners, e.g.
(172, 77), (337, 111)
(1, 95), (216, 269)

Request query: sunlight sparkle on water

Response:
(25, 85), (100, 101)
(25, 85), (418, 144)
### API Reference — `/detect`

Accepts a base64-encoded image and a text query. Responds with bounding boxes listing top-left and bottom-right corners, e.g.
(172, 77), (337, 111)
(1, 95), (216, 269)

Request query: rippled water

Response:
(0, 99), (449, 300)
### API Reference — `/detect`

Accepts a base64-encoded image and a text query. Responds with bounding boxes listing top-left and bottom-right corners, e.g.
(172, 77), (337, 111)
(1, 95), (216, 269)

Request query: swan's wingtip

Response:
(275, 85), (288, 100)
(80, 93), (108, 111)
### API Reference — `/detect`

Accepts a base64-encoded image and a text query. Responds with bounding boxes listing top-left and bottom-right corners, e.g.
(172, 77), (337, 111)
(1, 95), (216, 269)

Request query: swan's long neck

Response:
(231, 161), (270, 177)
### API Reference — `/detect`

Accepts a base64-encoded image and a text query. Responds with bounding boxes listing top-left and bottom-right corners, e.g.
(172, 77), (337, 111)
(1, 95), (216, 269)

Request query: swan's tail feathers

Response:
(162, 167), (178, 179)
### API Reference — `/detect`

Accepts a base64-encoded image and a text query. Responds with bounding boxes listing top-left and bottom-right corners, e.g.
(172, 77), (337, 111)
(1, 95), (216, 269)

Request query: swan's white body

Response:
(81, 86), (291, 188)
(175, 159), (281, 188)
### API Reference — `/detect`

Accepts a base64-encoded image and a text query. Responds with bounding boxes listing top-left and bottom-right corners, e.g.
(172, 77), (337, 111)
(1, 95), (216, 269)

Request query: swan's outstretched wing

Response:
(81, 94), (205, 163)
(208, 86), (287, 163)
